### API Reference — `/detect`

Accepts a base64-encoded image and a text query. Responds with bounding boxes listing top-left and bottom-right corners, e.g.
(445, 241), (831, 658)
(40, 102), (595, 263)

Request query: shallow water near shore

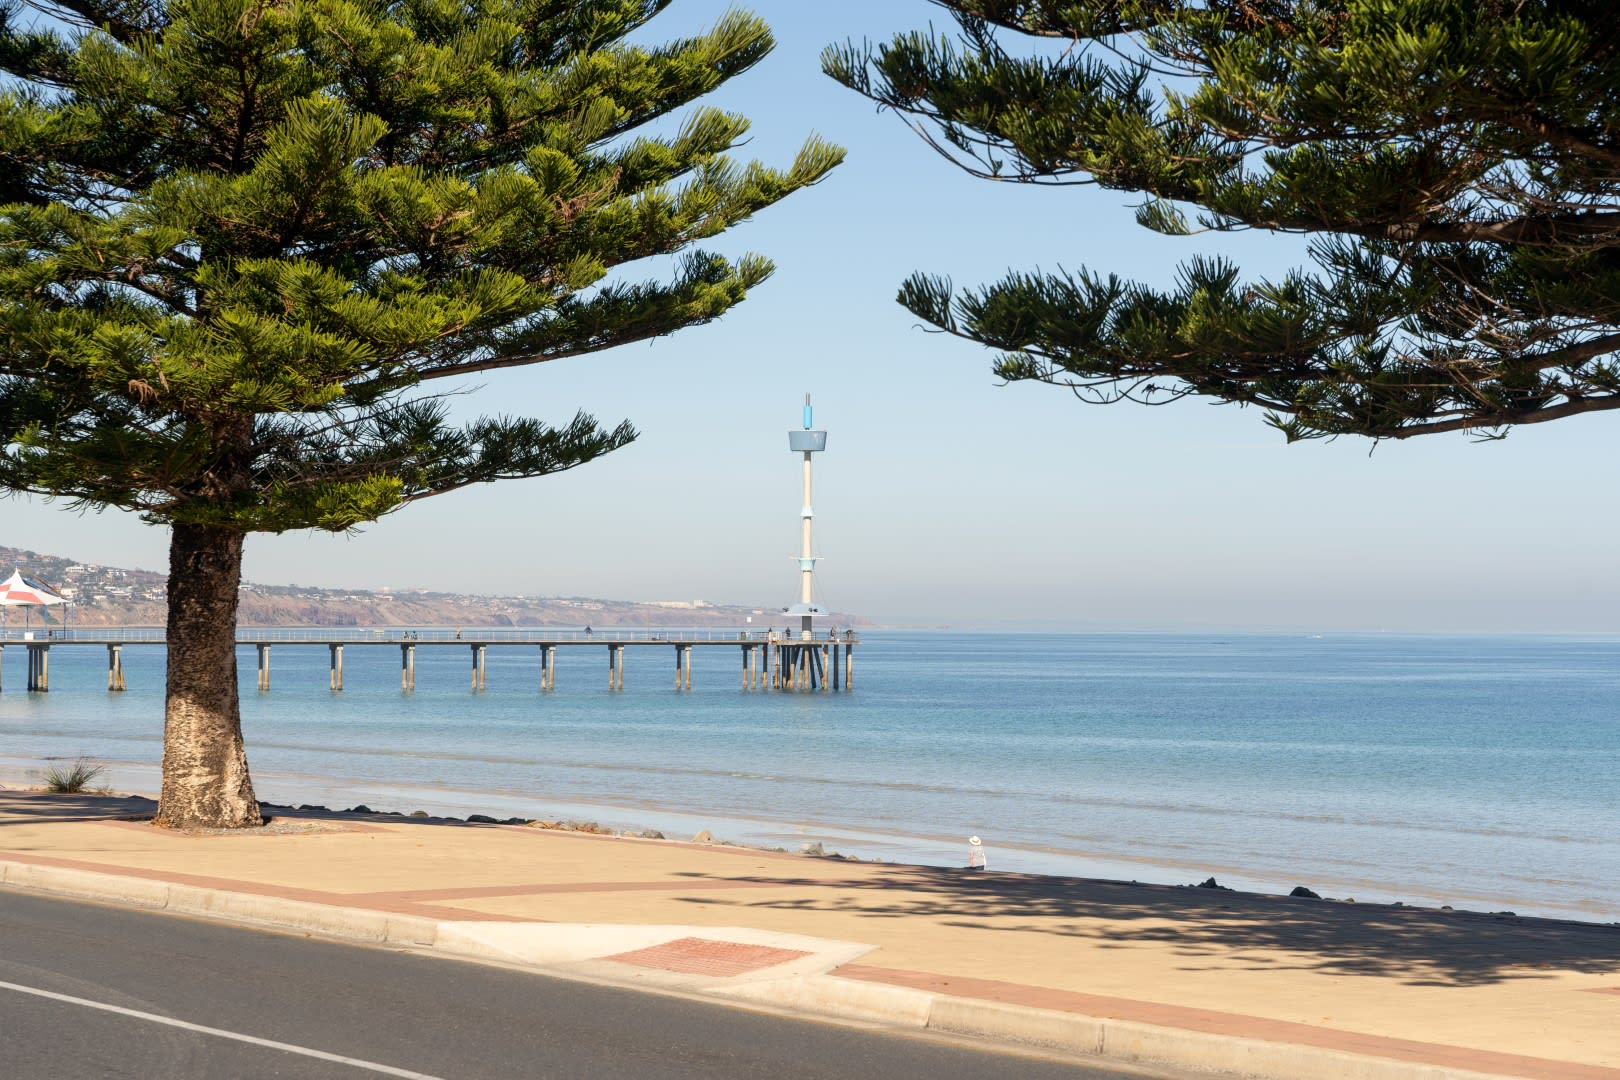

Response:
(2, 631), (1616, 922)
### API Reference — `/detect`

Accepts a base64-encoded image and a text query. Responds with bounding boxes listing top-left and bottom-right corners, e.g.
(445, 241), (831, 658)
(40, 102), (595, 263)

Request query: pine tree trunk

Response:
(152, 523), (261, 829)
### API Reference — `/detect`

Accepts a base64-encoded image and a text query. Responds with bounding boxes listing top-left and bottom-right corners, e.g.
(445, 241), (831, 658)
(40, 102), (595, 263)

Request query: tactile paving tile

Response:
(602, 936), (811, 977)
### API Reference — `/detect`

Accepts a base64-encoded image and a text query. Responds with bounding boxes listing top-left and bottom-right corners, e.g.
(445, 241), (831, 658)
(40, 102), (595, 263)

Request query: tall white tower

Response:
(786, 393), (829, 640)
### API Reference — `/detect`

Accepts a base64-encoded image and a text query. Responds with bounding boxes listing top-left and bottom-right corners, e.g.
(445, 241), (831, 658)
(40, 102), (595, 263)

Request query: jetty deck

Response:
(0, 628), (858, 694)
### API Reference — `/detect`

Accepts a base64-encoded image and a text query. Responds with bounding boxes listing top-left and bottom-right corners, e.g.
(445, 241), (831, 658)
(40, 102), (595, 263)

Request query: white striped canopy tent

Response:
(0, 569), (68, 631)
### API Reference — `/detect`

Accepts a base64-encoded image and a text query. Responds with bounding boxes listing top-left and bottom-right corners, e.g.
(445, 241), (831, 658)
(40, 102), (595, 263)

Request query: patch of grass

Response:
(41, 758), (107, 794)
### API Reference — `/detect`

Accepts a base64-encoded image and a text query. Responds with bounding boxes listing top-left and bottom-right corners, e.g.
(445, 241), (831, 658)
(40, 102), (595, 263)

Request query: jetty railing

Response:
(0, 627), (819, 644)
(0, 626), (858, 694)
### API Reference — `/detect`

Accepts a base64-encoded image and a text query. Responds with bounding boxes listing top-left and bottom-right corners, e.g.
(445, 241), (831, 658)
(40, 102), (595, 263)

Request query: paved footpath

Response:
(1, 789), (1616, 1079)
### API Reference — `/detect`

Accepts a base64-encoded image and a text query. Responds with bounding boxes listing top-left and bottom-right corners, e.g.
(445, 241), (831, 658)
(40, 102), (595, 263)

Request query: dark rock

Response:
(348, 805), (373, 814)
(1289, 886), (1321, 899)
(1194, 876), (1231, 890)
(502, 817), (530, 825)
(467, 814), (499, 824)
(1441, 905), (1454, 911)
(298, 804), (326, 812)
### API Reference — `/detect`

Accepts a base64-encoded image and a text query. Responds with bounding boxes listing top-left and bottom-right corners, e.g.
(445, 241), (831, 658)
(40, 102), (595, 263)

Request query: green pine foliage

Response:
(0, 0), (843, 525)
(1, 0), (841, 828)
(825, 1), (1620, 441)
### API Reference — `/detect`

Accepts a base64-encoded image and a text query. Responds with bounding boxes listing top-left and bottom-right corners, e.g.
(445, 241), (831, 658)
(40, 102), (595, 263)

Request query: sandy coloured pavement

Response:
(1, 790), (1616, 1078)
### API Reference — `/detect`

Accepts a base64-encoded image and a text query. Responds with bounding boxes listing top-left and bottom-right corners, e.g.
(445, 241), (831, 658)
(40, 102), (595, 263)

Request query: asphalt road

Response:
(0, 889), (1159, 1079)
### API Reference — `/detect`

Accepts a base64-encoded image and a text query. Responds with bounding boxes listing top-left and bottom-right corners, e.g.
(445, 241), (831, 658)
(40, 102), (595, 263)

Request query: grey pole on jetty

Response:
(107, 644), (126, 691)
(329, 644), (344, 691)
(777, 394), (850, 691)
(786, 394), (829, 644)
(255, 644), (270, 691)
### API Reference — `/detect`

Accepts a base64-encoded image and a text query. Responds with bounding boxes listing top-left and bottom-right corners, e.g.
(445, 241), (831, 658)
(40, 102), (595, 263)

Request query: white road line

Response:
(0, 978), (448, 1079)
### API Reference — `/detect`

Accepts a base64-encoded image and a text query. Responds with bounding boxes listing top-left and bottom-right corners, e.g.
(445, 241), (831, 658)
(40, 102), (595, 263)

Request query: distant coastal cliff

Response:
(0, 544), (865, 630)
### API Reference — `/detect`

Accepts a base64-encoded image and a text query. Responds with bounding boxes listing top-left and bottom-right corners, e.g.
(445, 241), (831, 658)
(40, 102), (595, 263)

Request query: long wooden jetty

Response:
(0, 628), (857, 694)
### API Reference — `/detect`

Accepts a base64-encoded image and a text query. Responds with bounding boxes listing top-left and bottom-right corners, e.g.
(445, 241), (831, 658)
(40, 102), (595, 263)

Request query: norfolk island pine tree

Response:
(824, 2), (1620, 442)
(0, 0), (842, 828)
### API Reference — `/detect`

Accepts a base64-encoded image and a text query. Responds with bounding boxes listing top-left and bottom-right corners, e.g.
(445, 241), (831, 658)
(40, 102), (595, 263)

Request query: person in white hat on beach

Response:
(967, 835), (987, 871)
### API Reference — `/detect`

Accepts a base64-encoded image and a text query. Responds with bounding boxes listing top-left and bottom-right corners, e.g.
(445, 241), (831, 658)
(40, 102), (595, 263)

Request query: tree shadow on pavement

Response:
(0, 790), (155, 825)
(673, 864), (1620, 988)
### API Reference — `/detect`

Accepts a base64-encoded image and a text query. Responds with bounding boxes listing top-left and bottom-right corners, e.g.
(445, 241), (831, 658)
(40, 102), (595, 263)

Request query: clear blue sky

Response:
(6, 2), (1618, 631)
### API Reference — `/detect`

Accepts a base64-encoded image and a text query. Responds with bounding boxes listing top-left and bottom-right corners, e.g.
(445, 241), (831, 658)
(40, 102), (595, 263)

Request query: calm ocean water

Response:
(2, 631), (1616, 922)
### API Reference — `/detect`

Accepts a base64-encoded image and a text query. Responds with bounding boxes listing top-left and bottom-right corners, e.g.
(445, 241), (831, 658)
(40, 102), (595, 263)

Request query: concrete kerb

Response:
(0, 858), (440, 949)
(0, 859), (1539, 1080)
(922, 997), (1521, 1080)
(2, 860), (174, 911)
(716, 979), (1527, 1080)
(715, 973), (935, 1027)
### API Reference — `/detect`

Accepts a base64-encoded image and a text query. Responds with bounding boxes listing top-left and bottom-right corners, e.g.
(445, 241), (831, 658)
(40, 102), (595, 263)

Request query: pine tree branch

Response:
(1351, 394), (1620, 440)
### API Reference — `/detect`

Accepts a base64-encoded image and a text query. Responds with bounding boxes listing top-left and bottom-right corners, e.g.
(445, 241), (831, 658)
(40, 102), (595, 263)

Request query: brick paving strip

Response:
(351, 876), (875, 905)
(838, 965), (1620, 1080)
(0, 850), (869, 919)
(604, 937), (812, 977)
(0, 850), (528, 922)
